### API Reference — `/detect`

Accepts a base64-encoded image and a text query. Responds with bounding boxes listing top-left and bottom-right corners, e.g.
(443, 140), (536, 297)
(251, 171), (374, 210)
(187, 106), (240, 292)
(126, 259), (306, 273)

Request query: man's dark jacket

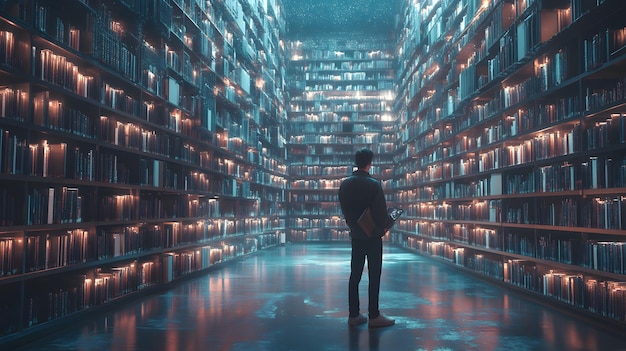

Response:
(338, 170), (392, 240)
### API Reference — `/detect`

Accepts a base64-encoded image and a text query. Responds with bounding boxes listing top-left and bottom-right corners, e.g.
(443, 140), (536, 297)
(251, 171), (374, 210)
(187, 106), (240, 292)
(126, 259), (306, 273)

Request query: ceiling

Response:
(280, 0), (400, 38)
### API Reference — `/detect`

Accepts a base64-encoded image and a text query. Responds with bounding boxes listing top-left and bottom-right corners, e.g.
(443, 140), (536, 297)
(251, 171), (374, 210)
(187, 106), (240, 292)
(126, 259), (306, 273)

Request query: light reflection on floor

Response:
(14, 243), (626, 351)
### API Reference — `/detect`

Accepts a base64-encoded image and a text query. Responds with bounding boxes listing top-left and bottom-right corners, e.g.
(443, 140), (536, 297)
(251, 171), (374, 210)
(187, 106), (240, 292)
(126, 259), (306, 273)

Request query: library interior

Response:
(1, 0), (626, 350)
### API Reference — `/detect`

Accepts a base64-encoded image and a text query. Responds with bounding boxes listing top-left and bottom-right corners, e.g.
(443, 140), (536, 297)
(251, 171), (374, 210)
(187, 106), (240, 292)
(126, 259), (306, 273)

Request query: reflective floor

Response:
(15, 243), (626, 351)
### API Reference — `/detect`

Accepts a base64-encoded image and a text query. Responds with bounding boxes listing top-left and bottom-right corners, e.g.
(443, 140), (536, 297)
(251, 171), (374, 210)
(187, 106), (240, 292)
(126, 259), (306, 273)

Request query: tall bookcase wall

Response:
(287, 35), (398, 242)
(0, 0), (288, 343)
(392, 0), (626, 327)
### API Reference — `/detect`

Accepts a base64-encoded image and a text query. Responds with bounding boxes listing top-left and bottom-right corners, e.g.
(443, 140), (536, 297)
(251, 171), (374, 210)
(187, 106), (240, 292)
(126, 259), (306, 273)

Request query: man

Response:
(338, 148), (395, 328)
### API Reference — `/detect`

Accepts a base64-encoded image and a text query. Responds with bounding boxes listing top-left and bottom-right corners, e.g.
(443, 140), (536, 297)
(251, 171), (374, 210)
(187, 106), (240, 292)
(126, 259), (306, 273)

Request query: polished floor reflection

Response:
(15, 243), (626, 351)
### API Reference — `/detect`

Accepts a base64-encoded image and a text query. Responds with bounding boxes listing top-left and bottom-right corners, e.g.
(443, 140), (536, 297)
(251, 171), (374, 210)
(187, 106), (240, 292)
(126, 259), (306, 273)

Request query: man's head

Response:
(355, 148), (374, 170)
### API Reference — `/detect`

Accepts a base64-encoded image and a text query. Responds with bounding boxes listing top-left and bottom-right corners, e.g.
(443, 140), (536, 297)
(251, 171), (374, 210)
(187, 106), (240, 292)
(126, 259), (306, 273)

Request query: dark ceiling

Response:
(281, 0), (400, 38)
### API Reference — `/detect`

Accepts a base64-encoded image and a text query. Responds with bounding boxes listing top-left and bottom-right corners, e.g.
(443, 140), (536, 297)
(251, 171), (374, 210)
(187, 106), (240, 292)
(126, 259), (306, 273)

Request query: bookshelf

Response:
(286, 35), (398, 241)
(0, 0), (288, 344)
(392, 0), (626, 327)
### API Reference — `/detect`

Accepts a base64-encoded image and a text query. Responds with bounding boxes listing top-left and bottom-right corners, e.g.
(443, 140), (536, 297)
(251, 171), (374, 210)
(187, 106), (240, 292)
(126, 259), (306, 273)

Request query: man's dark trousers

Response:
(349, 237), (382, 319)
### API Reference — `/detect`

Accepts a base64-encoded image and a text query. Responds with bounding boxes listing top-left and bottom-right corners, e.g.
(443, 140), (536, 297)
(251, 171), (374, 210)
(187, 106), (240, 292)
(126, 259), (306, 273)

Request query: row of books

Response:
(463, 123), (502, 152)
(585, 76), (626, 112)
(13, 221), (283, 274)
(457, 97), (580, 144)
(100, 115), (217, 163)
(0, 30), (14, 67)
(33, 46), (202, 122)
(401, 116), (447, 147)
(489, 105), (571, 152)
(33, 92), (97, 139)
(535, 49), (569, 93)
(14, 71), (256, 158)
(515, 9), (544, 61)
(0, 237), (20, 276)
(583, 196), (625, 230)
(292, 103), (393, 114)
(398, 234), (626, 322)
(288, 103), (387, 114)
(19, 236), (276, 330)
(25, 229), (90, 271)
(503, 198), (572, 227)
(27, 186), (82, 225)
(395, 220), (445, 239)
(24, 275), (92, 327)
(94, 193), (256, 223)
(413, 127), (449, 152)
(512, 156), (626, 193)
(455, 23), (626, 128)
(487, 29), (515, 82)
(305, 50), (392, 62)
(288, 112), (389, 123)
(397, 152), (626, 195)
(0, 87), (27, 121)
(288, 165), (352, 177)
(8, 141), (286, 198)
(94, 23), (139, 81)
(467, 252), (505, 280)
(139, 194), (222, 220)
(411, 144), (443, 169)
(0, 129), (27, 175)
(288, 228), (350, 242)
(304, 84), (388, 92)
(98, 116), (171, 155)
(289, 217), (345, 229)
(290, 178), (343, 190)
(583, 27), (626, 72)
(397, 225), (626, 276)
(30, 0), (200, 93)
(289, 206), (343, 216)
(537, 98), (581, 126)
(290, 122), (396, 137)
(16, 87), (194, 142)
(504, 231), (539, 257)
(33, 1), (82, 51)
(586, 113), (626, 148)
(503, 195), (626, 230)
(401, 200), (500, 222)
(141, 63), (162, 95)
(515, 163), (576, 193)
(37, 48), (97, 99)
(289, 193), (341, 202)
(288, 133), (386, 144)
(395, 212), (621, 245)
(585, 241), (626, 275)
(292, 90), (391, 102)
(505, 236), (626, 276)
(505, 259), (542, 291)
(164, 245), (224, 282)
(512, 267), (626, 318)
(301, 72), (394, 81)
(102, 83), (140, 116)
(407, 129), (580, 177)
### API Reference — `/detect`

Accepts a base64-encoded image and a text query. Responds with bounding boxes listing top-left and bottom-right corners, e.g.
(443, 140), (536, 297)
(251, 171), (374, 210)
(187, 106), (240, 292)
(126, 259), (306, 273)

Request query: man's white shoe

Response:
(368, 314), (395, 328)
(348, 314), (368, 326)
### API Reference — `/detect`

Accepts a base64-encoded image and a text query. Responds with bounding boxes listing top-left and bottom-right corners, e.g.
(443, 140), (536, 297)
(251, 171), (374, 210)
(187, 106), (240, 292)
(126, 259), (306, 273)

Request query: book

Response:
(358, 207), (403, 237)
(357, 207), (376, 237)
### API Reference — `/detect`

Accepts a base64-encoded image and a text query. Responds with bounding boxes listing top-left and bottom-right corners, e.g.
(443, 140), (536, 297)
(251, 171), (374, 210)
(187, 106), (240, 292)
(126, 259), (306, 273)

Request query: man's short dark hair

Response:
(355, 148), (374, 169)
